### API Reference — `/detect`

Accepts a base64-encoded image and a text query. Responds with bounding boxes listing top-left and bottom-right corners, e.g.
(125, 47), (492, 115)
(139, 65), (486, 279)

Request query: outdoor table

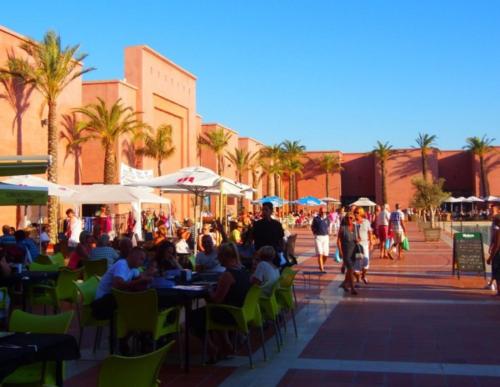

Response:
(0, 332), (80, 386)
(0, 271), (59, 310)
(156, 283), (214, 373)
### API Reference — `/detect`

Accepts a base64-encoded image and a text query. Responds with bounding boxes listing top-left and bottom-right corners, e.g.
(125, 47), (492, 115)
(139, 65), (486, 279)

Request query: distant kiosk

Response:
(452, 232), (486, 279)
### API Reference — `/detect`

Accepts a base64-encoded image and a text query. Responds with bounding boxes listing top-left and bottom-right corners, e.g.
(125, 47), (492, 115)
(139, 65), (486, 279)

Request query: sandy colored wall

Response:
(0, 25), (82, 226)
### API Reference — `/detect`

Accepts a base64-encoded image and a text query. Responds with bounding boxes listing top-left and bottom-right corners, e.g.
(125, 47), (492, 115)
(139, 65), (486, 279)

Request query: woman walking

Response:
(337, 212), (358, 295)
(354, 208), (372, 284)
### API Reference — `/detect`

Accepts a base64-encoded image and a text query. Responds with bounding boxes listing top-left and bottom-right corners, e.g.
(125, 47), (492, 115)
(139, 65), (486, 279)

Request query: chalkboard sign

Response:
(453, 232), (486, 279)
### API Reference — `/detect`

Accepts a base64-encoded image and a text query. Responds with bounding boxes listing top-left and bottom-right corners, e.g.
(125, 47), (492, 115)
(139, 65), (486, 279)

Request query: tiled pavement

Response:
(65, 221), (500, 386)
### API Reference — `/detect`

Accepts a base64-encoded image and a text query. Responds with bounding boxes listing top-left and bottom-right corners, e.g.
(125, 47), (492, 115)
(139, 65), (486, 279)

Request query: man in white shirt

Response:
(65, 209), (82, 249)
(251, 246), (280, 297)
(377, 204), (391, 258)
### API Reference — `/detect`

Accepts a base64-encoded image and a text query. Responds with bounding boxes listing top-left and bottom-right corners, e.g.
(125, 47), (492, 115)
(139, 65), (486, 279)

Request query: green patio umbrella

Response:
(0, 183), (48, 206)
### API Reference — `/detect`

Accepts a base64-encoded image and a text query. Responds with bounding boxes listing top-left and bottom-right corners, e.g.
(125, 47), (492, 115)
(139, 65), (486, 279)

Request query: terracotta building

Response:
(0, 23), (498, 229)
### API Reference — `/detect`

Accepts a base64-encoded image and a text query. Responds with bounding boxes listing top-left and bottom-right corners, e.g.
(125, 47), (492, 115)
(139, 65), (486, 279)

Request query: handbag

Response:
(402, 236), (410, 251)
(334, 248), (342, 263)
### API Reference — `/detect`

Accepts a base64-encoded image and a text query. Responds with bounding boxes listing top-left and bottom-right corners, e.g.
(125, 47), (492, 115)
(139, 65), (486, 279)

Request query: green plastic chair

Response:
(28, 262), (60, 272)
(83, 259), (108, 280)
(50, 252), (66, 267)
(276, 267), (298, 338)
(112, 288), (181, 351)
(35, 254), (53, 265)
(74, 276), (108, 352)
(98, 341), (175, 387)
(204, 285), (266, 368)
(259, 280), (283, 352)
(4, 310), (74, 385)
(29, 267), (82, 313)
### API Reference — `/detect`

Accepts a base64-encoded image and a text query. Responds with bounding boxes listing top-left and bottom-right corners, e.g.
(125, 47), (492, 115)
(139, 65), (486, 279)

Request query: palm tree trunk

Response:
(421, 150), (427, 181)
(274, 174), (279, 196)
(381, 160), (387, 204)
(104, 143), (115, 184)
(157, 159), (162, 177)
(47, 98), (58, 243)
(75, 150), (81, 185)
(267, 173), (273, 196)
(237, 172), (243, 212)
(325, 172), (330, 198)
(479, 156), (488, 196)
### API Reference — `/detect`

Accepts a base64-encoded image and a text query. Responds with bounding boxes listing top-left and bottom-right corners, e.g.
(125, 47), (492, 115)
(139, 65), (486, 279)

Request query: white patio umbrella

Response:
(351, 197), (377, 207)
(127, 166), (237, 253)
(483, 195), (500, 203)
(4, 174), (76, 198)
(320, 197), (341, 203)
(455, 196), (467, 213)
(465, 196), (484, 203)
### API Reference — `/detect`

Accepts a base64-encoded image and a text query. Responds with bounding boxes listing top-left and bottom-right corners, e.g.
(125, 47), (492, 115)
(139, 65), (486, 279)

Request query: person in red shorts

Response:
(377, 204), (391, 258)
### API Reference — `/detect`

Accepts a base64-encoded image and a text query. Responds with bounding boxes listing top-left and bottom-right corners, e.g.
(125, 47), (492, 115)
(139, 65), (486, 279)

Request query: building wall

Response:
(438, 150), (474, 197)
(472, 146), (500, 196)
(0, 25), (82, 225)
(238, 137), (264, 209)
(341, 153), (375, 203)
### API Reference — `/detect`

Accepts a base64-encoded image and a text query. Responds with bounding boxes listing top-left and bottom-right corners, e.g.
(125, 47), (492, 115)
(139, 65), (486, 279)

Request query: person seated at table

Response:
(67, 231), (93, 269)
(116, 237), (133, 260)
(229, 222), (243, 245)
(0, 225), (16, 246)
(14, 229), (40, 263)
(92, 247), (152, 321)
(237, 229), (256, 270)
(195, 235), (224, 273)
(155, 241), (182, 275)
(153, 225), (169, 246)
(191, 242), (251, 362)
(89, 233), (119, 267)
(175, 228), (193, 269)
(197, 223), (217, 252)
(0, 251), (11, 326)
(250, 246), (280, 297)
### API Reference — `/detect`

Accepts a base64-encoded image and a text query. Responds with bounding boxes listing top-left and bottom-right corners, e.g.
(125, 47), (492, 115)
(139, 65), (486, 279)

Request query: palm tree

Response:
(414, 133), (437, 181)
(280, 140), (306, 202)
(75, 98), (143, 184)
(319, 153), (342, 199)
(0, 56), (35, 155)
(1, 30), (94, 241)
(372, 141), (394, 204)
(261, 144), (284, 196)
(197, 128), (232, 175)
(135, 124), (175, 176)
(60, 113), (89, 184)
(225, 148), (257, 211)
(464, 135), (496, 197)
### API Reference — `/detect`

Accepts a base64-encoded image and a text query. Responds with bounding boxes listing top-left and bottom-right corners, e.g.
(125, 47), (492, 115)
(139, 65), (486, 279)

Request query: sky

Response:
(2, 0), (499, 152)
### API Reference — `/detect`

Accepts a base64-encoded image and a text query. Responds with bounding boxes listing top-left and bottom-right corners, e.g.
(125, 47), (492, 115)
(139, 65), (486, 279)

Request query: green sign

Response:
(453, 232), (486, 279)
(0, 188), (48, 205)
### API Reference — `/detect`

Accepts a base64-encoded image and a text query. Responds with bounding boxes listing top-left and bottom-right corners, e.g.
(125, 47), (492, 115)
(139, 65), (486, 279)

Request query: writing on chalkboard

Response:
(452, 232), (486, 279)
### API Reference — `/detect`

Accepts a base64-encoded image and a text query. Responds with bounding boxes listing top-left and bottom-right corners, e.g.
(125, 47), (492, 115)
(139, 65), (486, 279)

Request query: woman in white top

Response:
(251, 246), (280, 297)
(354, 207), (372, 284)
(65, 209), (82, 249)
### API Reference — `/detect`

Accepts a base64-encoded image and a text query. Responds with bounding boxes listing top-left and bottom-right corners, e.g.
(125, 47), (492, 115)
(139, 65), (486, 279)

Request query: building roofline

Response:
(0, 24), (29, 42)
(82, 79), (139, 90)
(202, 123), (238, 134)
(127, 45), (197, 80)
(238, 137), (265, 146)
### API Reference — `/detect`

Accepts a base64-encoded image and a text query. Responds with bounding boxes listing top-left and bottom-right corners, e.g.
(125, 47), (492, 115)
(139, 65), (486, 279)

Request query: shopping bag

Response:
(402, 236), (410, 251)
(334, 248), (342, 263)
(385, 238), (393, 250)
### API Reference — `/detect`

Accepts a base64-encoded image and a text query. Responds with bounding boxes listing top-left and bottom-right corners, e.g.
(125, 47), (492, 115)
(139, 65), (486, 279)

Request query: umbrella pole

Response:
(193, 193), (198, 255)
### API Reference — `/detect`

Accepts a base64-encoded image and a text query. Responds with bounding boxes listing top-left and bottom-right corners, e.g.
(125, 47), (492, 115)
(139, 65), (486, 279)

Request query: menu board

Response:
(453, 232), (486, 279)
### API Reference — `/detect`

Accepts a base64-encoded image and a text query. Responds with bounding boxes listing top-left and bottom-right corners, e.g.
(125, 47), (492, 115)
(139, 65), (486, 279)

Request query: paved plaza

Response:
(66, 222), (500, 386)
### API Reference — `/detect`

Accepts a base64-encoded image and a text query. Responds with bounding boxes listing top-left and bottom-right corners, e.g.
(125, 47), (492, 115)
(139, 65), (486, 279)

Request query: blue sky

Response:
(2, 0), (499, 152)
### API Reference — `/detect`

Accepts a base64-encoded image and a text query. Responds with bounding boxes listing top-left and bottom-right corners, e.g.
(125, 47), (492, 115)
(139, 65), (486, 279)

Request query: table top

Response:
(0, 270), (59, 287)
(0, 332), (80, 381)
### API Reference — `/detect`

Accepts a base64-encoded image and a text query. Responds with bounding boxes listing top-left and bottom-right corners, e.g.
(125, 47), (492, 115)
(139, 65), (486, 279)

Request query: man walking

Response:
(312, 207), (330, 272)
(388, 203), (406, 260)
(377, 204), (391, 258)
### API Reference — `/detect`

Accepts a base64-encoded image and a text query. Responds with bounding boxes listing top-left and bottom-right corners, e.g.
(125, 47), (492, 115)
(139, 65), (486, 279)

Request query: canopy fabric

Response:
(455, 196), (467, 202)
(127, 166), (222, 195)
(251, 196), (288, 207)
(4, 175), (76, 198)
(294, 196), (326, 206)
(0, 156), (50, 176)
(351, 197), (377, 207)
(320, 197), (341, 203)
(443, 197), (460, 203)
(63, 185), (170, 205)
(483, 195), (500, 202)
(0, 183), (48, 205)
(465, 196), (484, 203)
